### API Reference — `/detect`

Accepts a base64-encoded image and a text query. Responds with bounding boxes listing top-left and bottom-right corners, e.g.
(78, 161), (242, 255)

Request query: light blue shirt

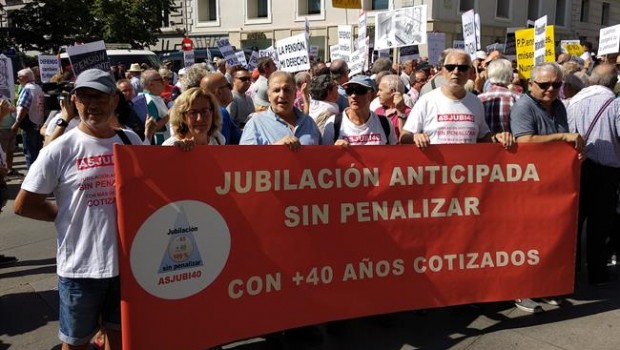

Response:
(240, 107), (322, 145)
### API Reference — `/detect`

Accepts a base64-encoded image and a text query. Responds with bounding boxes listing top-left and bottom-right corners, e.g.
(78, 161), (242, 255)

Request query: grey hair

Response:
(443, 49), (472, 66)
(294, 71), (311, 87)
(487, 58), (513, 85)
(140, 69), (159, 87)
(531, 62), (563, 82)
(17, 68), (34, 81)
(158, 68), (173, 80)
(381, 74), (404, 93)
(589, 63), (618, 88)
(564, 71), (589, 91)
(181, 63), (208, 89)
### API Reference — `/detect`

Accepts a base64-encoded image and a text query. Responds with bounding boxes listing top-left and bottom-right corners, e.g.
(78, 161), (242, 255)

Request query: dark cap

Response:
(73, 69), (116, 94)
(343, 74), (376, 91)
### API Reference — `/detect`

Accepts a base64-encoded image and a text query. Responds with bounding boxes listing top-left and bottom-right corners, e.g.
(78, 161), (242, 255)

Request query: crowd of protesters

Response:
(1, 39), (619, 349)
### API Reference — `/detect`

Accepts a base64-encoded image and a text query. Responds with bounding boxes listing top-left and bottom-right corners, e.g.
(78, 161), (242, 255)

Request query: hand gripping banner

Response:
(115, 143), (580, 350)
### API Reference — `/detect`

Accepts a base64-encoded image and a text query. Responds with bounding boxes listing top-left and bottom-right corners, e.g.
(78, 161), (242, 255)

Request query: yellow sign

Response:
(560, 40), (584, 56)
(515, 26), (556, 79)
(332, 0), (362, 9)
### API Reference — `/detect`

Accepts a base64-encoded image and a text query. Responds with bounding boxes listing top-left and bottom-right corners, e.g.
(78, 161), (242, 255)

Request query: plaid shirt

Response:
(477, 84), (521, 134)
(16, 84), (33, 109)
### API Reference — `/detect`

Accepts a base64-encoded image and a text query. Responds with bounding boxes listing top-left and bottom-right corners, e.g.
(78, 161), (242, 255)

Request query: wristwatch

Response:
(56, 119), (69, 128)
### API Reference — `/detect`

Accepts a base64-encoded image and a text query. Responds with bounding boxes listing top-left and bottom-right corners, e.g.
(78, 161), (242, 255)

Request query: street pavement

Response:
(1, 152), (620, 350)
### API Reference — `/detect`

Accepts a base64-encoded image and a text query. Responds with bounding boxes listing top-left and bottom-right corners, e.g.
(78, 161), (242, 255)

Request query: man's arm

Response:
(516, 133), (584, 151)
(14, 189), (57, 221)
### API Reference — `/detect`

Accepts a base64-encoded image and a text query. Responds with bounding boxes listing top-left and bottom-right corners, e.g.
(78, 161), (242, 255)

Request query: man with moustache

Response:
(400, 49), (512, 148)
(14, 69), (142, 350)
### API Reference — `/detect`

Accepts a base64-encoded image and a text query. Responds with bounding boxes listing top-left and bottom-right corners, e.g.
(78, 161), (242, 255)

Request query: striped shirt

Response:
(567, 85), (620, 168)
(477, 84), (521, 134)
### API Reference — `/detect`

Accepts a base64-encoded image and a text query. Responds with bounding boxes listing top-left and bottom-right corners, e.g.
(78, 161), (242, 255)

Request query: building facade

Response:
(154, 0), (620, 59)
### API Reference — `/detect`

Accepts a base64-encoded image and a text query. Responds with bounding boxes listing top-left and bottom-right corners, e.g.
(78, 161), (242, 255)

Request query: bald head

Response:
(590, 63), (618, 89)
(200, 72), (233, 106)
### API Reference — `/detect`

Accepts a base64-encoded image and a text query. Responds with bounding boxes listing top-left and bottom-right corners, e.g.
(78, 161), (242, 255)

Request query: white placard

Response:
(427, 33), (446, 65)
(66, 40), (110, 76)
(375, 6), (427, 50)
(330, 44), (340, 62)
(235, 51), (247, 67)
(0, 54), (15, 100)
(247, 50), (259, 71)
(216, 39), (239, 66)
(461, 9), (476, 58)
(359, 10), (367, 43)
(453, 40), (465, 50)
(534, 15), (547, 65)
(183, 50), (195, 68)
(338, 25), (354, 54)
(598, 24), (620, 56)
(375, 11), (396, 51)
(475, 13), (481, 50)
(276, 33), (310, 73)
(348, 48), (364, 77)
(259, 46), (280, 69)
(38, 55), (60, 83)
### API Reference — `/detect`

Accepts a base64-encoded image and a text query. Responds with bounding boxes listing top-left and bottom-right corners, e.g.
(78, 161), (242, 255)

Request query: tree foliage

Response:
(9, 0), (175, 52)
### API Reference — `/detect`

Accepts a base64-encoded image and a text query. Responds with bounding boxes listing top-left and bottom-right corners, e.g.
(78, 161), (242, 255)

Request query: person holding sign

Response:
(240, 71), (321, 148)
(400, 49), (513, 148)
(163, 87), (225, 148)
(14, 68), (143, 350)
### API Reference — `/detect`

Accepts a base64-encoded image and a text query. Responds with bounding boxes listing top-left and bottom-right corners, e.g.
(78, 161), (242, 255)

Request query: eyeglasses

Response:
(236, 77), (251, 82)
(533, 81), (562, 90)
(444, 64), (470, 73)
(186, 109), (212, 119)
(345, 85), (370, 96)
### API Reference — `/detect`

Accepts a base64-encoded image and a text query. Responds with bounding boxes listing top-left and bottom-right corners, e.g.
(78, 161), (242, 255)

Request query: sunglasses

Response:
(444, 64), (470, 72)
(345, 85), (370, 96)
(533, 81), (562, 90)
(236, 77), (251, 82)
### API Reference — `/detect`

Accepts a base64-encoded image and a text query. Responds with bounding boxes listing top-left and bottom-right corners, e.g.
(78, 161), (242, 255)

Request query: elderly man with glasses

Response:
(400, 49), (512, 148)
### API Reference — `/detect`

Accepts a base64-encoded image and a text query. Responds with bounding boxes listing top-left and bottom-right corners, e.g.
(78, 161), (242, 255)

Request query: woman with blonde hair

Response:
(163, 87), (225, 148)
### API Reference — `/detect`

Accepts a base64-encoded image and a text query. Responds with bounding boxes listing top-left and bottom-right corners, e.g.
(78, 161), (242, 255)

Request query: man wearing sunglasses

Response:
(227, 67), (255, 128)
(510, 63), (583, 151)
(400, 49), (512, 148)
(200, 73), (242, 144)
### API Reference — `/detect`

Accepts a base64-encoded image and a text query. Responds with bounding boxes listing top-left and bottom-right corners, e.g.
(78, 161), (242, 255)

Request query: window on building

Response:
(496, 0), (510, 19)
(247, 0), (270, 19)
(197, 0), (218, 22)
(459, 0), (475, 12)
(555, 0), (567, 26)
(602, 2), (610, 25)
(580, 0), (590, 22)
(372, 0), (389, 10)
(298, 0), (322, 15)
(527, 0), (539, 21)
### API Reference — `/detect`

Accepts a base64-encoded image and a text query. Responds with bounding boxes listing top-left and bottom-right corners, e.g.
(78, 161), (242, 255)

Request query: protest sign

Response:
(358, 10), (367, 42)
(305, 17), (310, 42)
(427, 32), (446, 65)
(399, 45), (419, 63)
(235, 51), (247, 67)
(332, 0), (361, 9)
(309, 45), (319, 59)
(116, 143), (580, 350)
(534, 15), (548, 65)
(504, 28), (520, 56)
(216, 38), (240, 66)
(259, 46), (279, 68)
(515, 26), (555, 79)
(183, 50), (195, 68)
(276, 33), (310, 73)
(247, 50), (259, 71)
(0, 54), (15, 100)
(453, 40), (465, 50)
(378, 49), (390, 58)
(374, 11), (396, 50)
(66, 40), (110, 76)
(560, 40), (583, 56)
(598, 24), (620, 56)
(461, 9), (476, 58)
(348, 48), (364, 77)
(475, 13), (481, 50)
(37, 55), (60, 83)
(338, 25), (354, 55)
(375, 6), (427, 50)
(329, 44), (340, 62)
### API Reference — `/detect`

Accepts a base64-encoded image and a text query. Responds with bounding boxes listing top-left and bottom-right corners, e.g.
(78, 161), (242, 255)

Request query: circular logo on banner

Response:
(130, 200), (231, 300)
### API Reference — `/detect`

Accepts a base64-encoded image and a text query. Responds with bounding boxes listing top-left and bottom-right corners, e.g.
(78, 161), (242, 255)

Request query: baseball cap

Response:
(73, 69), (116, 94)
(343, 75), (376, 91)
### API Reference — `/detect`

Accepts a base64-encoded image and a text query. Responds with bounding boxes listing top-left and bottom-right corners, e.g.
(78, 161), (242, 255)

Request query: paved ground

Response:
(2, 153), (620, 350)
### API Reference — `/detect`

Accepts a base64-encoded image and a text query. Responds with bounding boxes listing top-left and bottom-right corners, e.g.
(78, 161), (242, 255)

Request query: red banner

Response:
(115, 143), (580, 350)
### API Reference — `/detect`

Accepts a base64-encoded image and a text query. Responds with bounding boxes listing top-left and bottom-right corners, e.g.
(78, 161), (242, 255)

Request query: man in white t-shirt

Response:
(400, 49), (513, 148)
(14, 69), (142, 350)
(322, 75), (397, 146)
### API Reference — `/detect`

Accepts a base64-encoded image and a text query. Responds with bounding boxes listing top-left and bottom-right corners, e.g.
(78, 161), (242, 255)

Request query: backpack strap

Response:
(377, 114), (391, 145)
(115, 129), (132, 145)
(583, 97), (615, 143)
